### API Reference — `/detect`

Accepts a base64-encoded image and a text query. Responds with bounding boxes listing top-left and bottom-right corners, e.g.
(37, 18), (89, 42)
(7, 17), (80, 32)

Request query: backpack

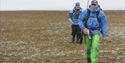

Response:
(84, 9), (102, 28)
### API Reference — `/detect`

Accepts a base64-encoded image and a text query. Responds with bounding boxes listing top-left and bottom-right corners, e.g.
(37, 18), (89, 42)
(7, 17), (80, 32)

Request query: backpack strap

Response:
(72, 9), (75, 13)
(84, 9), (91, 28)
(96, 10), (101, 28)
(73, 8), (82, 19)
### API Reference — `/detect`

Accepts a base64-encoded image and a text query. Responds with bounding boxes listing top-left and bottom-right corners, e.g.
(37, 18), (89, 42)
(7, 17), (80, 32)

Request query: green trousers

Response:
(84, 34), (100, 63)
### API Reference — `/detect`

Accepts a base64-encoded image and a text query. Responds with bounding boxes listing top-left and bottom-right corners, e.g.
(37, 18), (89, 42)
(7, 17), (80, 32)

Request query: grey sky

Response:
(0, 0), (125, 11)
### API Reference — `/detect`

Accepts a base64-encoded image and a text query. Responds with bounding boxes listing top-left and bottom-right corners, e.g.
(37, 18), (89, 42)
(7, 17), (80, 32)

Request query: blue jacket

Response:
(78, 7), (108, 37)
(68, 8), (82, 25)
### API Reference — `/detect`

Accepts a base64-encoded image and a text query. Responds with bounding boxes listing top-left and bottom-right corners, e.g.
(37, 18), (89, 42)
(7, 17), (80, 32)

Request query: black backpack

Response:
(84, 9), (102, 28)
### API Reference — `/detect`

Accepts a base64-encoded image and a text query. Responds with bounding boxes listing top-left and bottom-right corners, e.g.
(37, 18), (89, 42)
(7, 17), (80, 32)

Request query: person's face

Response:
(75, 6), (80, 10)
(91, 3), (98, 10)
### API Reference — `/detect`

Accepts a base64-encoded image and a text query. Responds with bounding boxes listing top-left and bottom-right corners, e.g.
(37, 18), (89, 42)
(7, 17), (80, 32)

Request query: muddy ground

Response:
(0, 11), (125, 63)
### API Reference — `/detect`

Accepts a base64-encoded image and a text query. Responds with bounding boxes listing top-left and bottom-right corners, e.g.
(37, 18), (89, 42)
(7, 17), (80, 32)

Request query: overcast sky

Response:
(0, 0), (125, 11)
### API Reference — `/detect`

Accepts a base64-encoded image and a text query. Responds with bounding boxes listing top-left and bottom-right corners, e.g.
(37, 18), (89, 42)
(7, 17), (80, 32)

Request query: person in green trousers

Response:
(78, 0), (108, 63)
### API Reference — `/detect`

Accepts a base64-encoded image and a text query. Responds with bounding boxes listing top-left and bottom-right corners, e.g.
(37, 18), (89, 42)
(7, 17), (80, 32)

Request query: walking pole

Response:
(87, 0), (90, 8)
(87, 0), (92, 39)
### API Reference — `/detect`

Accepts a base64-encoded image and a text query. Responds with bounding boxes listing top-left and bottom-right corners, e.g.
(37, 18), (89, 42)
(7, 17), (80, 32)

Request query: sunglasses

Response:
(91, 4), (97, 6)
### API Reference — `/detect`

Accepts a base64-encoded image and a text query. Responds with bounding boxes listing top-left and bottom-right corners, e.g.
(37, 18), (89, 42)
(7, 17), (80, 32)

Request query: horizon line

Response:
(0, 9), (125, 12)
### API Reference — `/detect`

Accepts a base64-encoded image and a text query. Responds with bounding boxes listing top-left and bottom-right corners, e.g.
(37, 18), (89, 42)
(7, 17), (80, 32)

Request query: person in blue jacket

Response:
(78, 0), (108, 63)
(68, 2), (83, 44)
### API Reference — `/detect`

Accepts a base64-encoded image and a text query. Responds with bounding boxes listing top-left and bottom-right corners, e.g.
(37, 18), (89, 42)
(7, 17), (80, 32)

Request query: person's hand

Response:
(83, 28), (89, 35)
(70, 22), (74, 25)
(68, 18), (74, 24)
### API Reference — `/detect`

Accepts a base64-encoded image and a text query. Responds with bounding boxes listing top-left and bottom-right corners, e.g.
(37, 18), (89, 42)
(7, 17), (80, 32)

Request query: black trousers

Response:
(71, 25), (83, 44)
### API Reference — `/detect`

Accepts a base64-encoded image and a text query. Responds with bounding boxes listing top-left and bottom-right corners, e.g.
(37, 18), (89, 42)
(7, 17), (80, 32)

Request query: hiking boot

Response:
(87, 58), (91, 63)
